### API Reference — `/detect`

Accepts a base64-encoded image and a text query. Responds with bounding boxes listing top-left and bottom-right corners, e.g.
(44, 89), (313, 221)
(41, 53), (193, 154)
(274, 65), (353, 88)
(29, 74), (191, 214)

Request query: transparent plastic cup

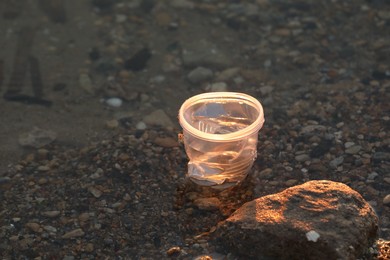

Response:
(178, 92), (265, 189)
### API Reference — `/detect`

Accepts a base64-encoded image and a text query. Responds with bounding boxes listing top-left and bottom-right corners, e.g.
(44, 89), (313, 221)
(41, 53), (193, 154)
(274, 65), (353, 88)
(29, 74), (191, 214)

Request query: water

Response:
(185, 116), (258, 188)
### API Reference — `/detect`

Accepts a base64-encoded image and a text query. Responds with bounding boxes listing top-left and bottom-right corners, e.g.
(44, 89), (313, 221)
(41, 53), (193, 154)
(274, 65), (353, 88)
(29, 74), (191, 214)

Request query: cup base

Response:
(188, 175), (246, 190)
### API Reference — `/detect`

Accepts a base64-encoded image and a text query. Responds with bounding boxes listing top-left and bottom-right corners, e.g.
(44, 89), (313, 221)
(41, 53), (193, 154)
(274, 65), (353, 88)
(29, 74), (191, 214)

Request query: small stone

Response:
(37, 165), (50, 172)
(143, 109), (174, 128)
(62, 228), (85, 239)
(209, 82), (227, 92)
(25, 222), (41, 233)
(115, 14), (127, 23)
(295, 154), (310, 162)
(106, 119), (119, 129)
(18, 127), (57, 148)
(344, 142), (355, 148)
(0, 177), (11, 184)
(216, 67), (240, 81)
(345, 145), (362, 155)
(194, 197), (221, 211)
(105, 97), (123, 107)
(259, 85), (274, 96)
(85, 243), (94, 252)
(79, 73), (94, 94)
(383, 194), (390, 205)
(155, 11), (172, 27)
(187, 67), (213, 83)
(300, 125), (326, 134)
(37, 149), (49, 160)
(306, 230), (320, 242)
(153, 137), (179, 148)
(166, 246), (181, 256)
(43, 225), (57, 233)
(78, 212), (90, 222)
(274, 28), (291, 36)
(136, 121), (147, 130)
(42, 211), (60, 218)
(372, 152), (390, 162)
(285, 179), (298, 187)
(171, 0), (194, 8)
(88, 186), (103, 198)
(367, 172), (378, 180)
(329, 156), (344, 169)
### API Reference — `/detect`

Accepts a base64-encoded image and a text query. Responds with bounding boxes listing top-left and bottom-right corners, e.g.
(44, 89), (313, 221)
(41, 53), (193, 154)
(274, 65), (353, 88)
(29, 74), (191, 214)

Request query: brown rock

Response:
(213, 180), (378, 259)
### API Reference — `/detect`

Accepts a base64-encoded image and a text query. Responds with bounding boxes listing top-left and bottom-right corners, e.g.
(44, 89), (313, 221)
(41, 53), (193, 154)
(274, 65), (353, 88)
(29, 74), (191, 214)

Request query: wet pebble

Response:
(166, 246), (181, 256)
(345, 145), (362, 155)
(42, 211), (61, 218)
(25, 222), (41, 233)
(62, 228), (85, 239)
(18, 127), (57, 148)
(383, 195), (390, 205)
(106, 97), (123, 107)
(106, 119), (119, 129)
(88, 186), (103, 198)
(143, 109), (174, 128)
(329, 156), (344, 169)
(208, 82), (227, 92)
(295, 154), (310, 162)
(136, 121), (147, 130)
(187, 66), (213, 83)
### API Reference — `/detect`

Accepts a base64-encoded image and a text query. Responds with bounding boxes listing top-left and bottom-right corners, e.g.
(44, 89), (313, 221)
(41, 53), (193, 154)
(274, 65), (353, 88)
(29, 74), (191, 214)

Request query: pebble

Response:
(344, 142), (355, 149)
(153, 137), (179, 148)
(285, 179), (298, 187)
(216, 67), (240, 81)
(88, 186), (103, 198)
(345, 145), (362, 155)
(37, 165), (50, 172)
(181, 40), (231, 68)
(43, 225), (57, 233)
(166, 246), (181, 256)
(136, 121), (147, 130)
(25, 222), (41, 233)
(259, 85), (274, 96)
(105, 119), (119, 129)
(193, 197), (221, 211)
(187, 66), (213, 83)
(383, 195), (390, 205)
(372, 152), (390, 161)
(0, 177), (11, 184)
(300, 125), (326, 134)
(143, 109), (174, 128)
(62, 228), (85, 239)
(209, 82), (227, 92)
(295, 154), (310, 162)
(79, 73), (94, 94)
(115, 14), (127, 23)
(329, 156), (344, 169)
(18, 127), (57, 148)
(106, 97), (123, 107)
(367, 172), (378, 181)
(42, 211), (61, 218)
(170, 0), (194, 8)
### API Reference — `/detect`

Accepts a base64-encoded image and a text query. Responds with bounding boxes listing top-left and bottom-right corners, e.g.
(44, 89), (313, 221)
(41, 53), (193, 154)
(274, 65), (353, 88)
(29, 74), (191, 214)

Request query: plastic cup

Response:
(178, 92), (265, 189)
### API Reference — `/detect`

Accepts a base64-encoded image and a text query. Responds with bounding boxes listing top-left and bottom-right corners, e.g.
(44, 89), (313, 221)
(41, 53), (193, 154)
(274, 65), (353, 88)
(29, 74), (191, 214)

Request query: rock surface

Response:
(214, 180), (378, 260)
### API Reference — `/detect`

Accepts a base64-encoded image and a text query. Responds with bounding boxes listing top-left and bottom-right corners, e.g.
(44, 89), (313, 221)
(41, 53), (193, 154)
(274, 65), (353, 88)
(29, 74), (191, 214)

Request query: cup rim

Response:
(178, 92), (265, 142)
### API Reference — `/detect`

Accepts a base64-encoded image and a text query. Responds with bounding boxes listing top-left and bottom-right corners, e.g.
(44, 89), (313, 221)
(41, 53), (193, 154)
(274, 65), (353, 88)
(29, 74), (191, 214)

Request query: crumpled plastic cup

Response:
(179, 92), (265, 189)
